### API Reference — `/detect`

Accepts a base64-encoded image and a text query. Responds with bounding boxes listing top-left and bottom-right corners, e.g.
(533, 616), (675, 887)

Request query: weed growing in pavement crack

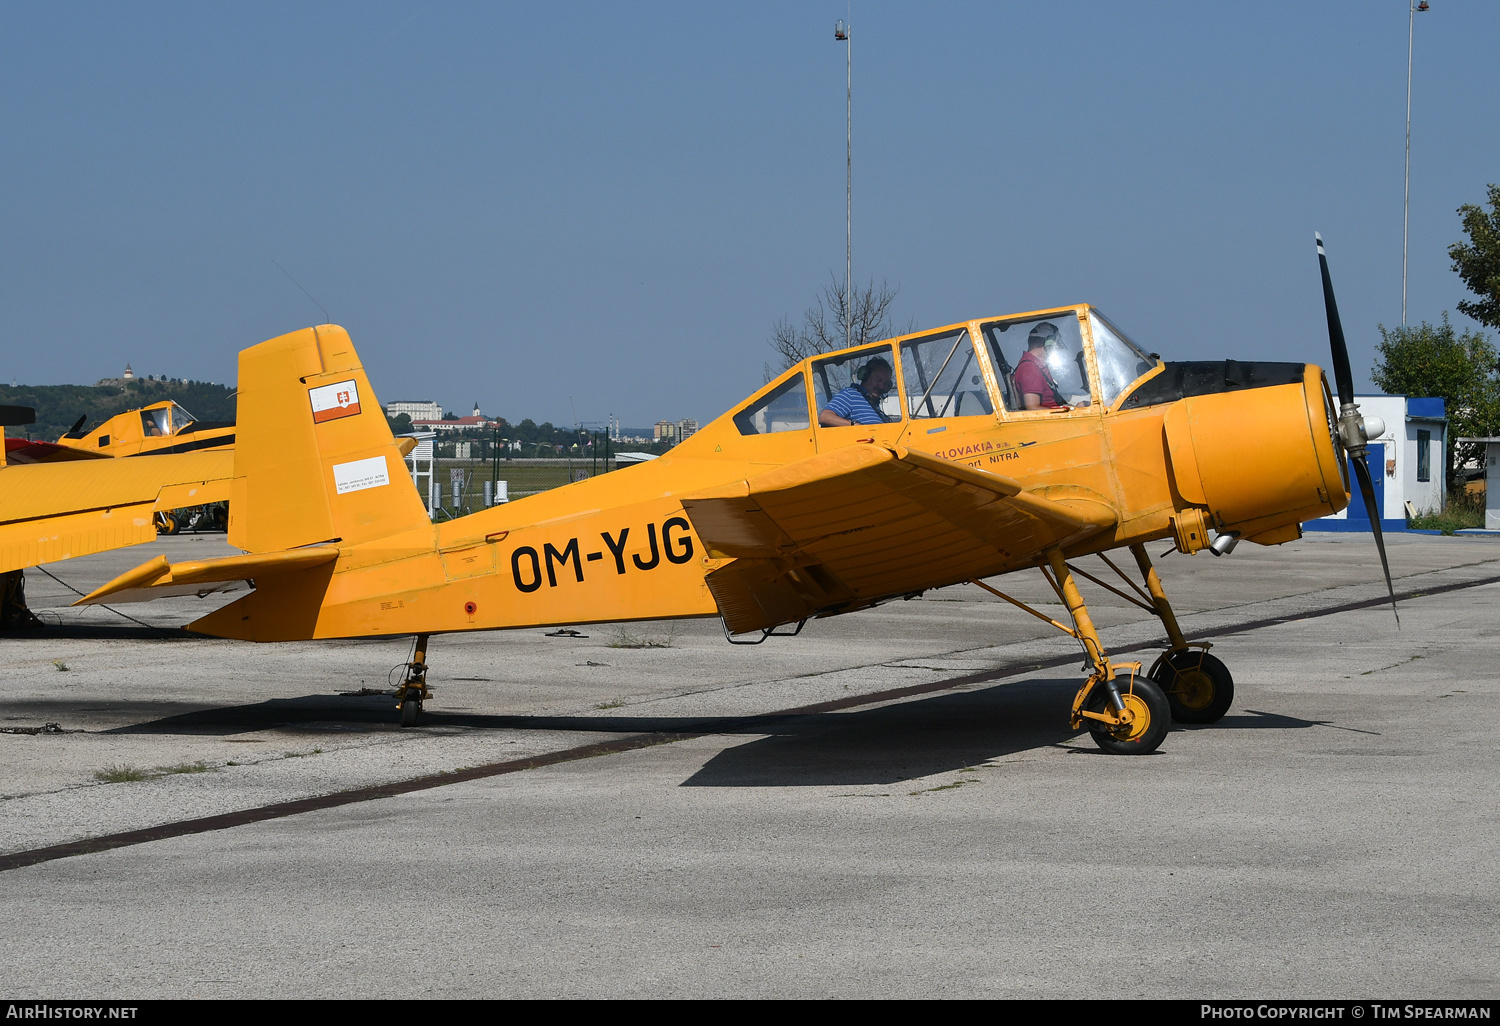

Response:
(160, 761), (214, 775)
(94, 765), (150, 782)
(52, 660), (68, 672)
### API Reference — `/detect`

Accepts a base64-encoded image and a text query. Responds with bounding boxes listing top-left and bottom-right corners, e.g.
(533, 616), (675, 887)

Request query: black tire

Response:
(155, 513), (179, 536)
(400, 699), (420, 727)
(1083, 676), (1170, 755)
(1151, 650), (1234, 724)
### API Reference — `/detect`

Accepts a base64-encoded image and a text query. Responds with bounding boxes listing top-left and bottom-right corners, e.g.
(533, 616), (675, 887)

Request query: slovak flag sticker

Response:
(309, 380), (362, 423)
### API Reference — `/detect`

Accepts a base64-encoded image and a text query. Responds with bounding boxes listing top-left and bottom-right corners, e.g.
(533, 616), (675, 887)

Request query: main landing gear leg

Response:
(395, 634), (433, 728)
(0, 570), (41, 631)
(1044, 548), (1169, 755)
(1130, 543), (1234, 724)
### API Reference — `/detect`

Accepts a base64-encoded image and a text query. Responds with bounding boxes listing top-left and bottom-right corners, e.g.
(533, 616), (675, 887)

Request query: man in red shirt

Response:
(1013, 322), (1063, 409)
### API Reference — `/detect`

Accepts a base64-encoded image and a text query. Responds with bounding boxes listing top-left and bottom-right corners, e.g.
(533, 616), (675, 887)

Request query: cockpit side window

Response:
(1089, 310), (1158, 408)
(812, 345), (902, 426)
(899, 328), (992, 419)
(733, 372), (811, 435)
(980, 314), (1091, 411)
(141, 408), (171, 437)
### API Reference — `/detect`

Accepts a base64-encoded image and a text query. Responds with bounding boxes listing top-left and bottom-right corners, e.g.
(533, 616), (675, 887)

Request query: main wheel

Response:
(1151, 650), (1234, 724)
(154, 512), (179, 536)
(1083, 677), (1170, 755)
(400, 698), (420, 727)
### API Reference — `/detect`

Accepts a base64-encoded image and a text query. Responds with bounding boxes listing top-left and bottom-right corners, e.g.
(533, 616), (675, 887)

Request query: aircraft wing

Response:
(0, 449), (234, 574)
(4, 438), (110, 464)
(680, 442), (1116, 635)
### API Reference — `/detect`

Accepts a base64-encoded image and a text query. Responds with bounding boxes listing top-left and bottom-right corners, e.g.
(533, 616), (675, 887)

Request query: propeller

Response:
(1316, 232), (1398, 623)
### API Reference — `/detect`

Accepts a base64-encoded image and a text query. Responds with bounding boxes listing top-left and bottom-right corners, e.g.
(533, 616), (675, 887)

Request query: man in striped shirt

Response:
(819, 357), (895, 427)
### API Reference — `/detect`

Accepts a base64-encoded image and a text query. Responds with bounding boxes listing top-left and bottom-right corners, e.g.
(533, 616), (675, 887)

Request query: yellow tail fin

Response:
(229, 325), (431, 552)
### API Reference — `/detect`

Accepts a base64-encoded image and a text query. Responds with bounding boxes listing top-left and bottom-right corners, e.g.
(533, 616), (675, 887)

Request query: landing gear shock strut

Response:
(1130, 543), (1235, 724)
(970, 548), (1170, 755)
(395, 633), (433, 727)
(1044, 549), (1169, 755)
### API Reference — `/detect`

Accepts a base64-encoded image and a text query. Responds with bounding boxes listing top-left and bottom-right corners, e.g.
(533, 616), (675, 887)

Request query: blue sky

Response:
(3, 2), (1496, 428)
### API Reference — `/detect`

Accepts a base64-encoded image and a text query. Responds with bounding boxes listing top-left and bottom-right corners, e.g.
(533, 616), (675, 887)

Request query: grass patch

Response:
(94, 764), (150, 783)
(160, 761), (214, 775)
(609, 624), (680, 649)
(52, 660), (68, 672)
(594, 700), (625, 710)
(1409, 490), (1485, 534)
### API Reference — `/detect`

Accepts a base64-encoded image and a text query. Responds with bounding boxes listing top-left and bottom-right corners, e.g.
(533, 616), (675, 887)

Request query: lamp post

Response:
(1403, 0), (1430, 325)
(835, 18), (851, 347)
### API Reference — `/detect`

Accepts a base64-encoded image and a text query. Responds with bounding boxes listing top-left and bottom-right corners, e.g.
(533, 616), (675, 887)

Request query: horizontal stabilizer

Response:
(74, 545), (340, 605)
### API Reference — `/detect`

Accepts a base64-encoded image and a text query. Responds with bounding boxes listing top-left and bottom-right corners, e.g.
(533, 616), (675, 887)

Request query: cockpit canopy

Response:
(733, 304), (1160, 435)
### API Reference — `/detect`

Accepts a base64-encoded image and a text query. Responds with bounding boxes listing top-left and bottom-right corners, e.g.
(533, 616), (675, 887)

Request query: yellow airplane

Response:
(0, 403), (234, 625)
(55, 400), (237, 459)
(45, 400), (238, 534)
(76, 236), (1390, 755)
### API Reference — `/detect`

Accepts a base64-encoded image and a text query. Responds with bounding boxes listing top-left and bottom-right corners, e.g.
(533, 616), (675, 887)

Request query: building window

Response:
(1417, 429), (1431, 483)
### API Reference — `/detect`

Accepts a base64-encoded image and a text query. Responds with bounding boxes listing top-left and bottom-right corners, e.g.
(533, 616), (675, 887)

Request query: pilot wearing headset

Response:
(1014, 322), (1064, 410)
(819, 356), (894, 427)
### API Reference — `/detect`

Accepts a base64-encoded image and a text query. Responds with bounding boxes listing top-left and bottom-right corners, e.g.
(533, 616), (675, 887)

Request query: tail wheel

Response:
(400, 699), (420, 727)
(1151, 650), (1234, 724)
(1084, 677), (1169, 755)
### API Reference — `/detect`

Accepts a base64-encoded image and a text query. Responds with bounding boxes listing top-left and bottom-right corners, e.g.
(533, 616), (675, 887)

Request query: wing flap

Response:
(685, 442), (1117, 634)
(74, 545), (341, 605)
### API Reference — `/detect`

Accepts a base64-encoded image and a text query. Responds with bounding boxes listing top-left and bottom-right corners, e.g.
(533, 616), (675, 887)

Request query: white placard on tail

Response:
(332, 455), (390, 495)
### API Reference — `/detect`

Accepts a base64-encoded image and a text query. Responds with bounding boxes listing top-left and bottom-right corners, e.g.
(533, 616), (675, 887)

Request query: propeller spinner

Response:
(1315, 233), (1398, 623)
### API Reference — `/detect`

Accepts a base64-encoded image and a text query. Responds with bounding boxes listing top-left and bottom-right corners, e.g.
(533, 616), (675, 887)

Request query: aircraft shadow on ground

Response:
(89, 685), (1344, 785)
(3, 623), (200, 642)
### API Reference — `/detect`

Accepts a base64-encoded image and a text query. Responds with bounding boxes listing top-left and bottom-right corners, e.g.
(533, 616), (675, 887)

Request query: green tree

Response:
(1450, 183), (1500, 330)
(1372, 314), (1500, 490)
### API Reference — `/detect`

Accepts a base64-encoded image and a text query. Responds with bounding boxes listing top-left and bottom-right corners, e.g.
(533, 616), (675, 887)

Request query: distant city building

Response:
(386, 400), (444, 422)
(654, 418), (699, 444)
(654, 420), (699, 444)
(412, 414), (499, 434)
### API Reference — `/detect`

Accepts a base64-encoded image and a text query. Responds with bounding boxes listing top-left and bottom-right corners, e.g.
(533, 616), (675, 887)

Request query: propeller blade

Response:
(1349, 454), (1399, 624)
(1316, 233), (1355, 408)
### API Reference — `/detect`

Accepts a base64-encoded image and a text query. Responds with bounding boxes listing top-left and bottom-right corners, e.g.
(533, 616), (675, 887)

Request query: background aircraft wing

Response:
(681, 443), (1116, 635)
(0, 449), (233, 574)
(4, 438), (111, 464)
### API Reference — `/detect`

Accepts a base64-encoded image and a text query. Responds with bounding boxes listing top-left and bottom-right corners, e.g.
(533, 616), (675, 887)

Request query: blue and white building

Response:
(1306, 396), (1447, 533)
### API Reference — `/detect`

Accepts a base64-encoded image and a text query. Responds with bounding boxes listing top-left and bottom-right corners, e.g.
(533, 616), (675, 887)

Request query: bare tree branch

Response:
(769, 275), (910, 370)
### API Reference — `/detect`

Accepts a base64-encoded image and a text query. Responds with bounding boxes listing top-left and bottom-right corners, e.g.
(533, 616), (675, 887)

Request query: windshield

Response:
(1089, 311), (1158, 407)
